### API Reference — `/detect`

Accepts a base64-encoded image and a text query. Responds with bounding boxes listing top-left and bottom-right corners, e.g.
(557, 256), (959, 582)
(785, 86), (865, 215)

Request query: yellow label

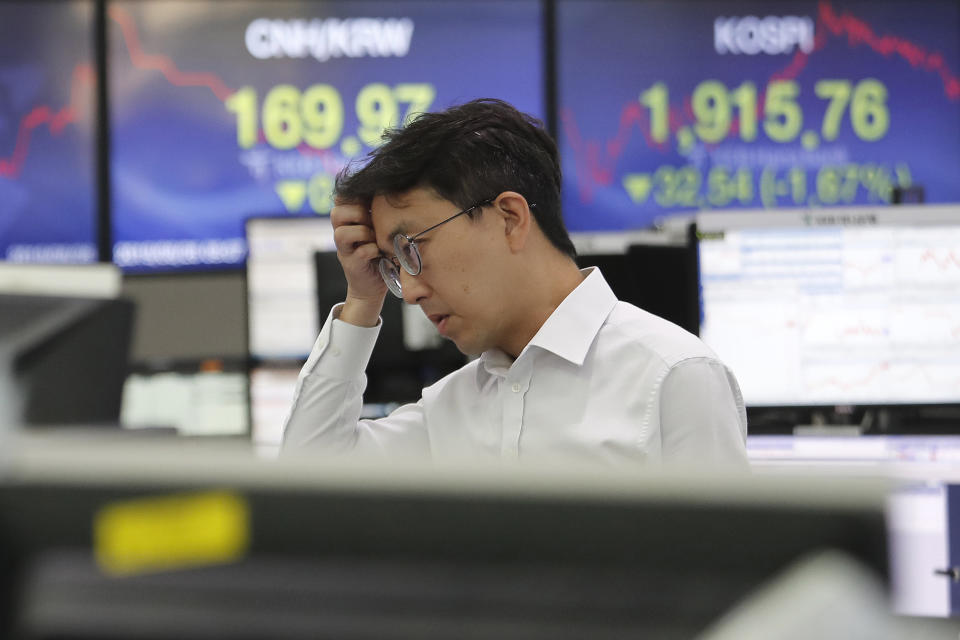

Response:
(94, 491), (249, 576)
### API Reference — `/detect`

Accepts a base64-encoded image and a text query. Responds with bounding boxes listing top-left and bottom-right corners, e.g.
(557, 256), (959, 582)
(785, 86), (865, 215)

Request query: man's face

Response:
(371, 188), (514, 356)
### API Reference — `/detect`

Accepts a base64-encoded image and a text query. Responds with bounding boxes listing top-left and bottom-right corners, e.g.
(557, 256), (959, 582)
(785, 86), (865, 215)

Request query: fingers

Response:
(334, 222), (377, 255)
(345, 238), (382, 264)
(331, 201), (371, 230)
(332, 200), (382, 269)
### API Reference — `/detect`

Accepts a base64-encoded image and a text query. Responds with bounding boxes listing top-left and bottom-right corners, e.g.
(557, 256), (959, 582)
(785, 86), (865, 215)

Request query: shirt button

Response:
(511, 383), (521, 393)
(331, 347), (341, 357)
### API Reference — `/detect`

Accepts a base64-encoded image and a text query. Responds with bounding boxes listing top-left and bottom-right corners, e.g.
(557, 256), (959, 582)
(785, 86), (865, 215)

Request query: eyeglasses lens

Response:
(378, 257), (403, 298)
(394, 235), (422, 276)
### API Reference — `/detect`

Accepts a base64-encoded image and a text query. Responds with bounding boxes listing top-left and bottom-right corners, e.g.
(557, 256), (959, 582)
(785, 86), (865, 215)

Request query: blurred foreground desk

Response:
(0, 433), (956, 639)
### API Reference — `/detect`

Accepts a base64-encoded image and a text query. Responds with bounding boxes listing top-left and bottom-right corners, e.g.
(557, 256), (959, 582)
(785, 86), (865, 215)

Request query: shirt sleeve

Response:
(281, 303), (430, 457)
(658, 357), (749, 467)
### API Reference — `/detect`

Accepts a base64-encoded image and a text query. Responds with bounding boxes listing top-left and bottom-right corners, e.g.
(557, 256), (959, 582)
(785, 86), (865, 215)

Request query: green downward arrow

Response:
(275, 181), (307, 212)
(623, 173), (652, 205)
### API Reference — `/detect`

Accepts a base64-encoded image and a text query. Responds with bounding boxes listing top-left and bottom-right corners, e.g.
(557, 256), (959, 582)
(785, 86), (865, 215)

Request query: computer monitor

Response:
(245, 216), (336, 361)
(696, 205), (960, 427)
(0, 294), (134, 427)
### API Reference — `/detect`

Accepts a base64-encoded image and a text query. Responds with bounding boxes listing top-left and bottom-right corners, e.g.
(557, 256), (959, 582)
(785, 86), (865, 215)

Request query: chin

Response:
(448, 335), (483, 358)
(452, 342), (481, 357)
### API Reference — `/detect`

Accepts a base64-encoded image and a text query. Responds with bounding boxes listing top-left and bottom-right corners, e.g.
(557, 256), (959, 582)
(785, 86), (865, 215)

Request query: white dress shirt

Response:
(283, 268), (748, 466)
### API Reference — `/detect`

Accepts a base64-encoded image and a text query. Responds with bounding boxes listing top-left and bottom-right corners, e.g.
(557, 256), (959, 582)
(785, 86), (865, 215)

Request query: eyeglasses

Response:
(378, 197), (495, 298)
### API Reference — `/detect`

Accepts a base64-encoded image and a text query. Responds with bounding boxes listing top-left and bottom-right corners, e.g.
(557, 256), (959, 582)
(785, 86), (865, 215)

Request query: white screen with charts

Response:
(246, 217), (336, 360)
(698, 206), (960, 407)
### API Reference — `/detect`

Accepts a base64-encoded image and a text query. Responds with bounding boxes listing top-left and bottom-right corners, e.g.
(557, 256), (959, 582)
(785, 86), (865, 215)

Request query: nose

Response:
(398, 268), (431, 305)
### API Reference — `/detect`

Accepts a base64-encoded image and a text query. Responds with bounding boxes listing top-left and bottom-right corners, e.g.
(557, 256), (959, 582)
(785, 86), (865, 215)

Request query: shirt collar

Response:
(477, 267), (618, 381)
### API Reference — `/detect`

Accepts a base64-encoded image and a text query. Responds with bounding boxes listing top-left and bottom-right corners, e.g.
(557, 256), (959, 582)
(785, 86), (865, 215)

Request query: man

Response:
(283, 99), (747, 466)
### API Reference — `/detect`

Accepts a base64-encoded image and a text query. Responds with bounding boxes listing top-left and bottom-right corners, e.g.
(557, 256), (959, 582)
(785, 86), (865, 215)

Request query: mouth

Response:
(428, 313), (451, 336)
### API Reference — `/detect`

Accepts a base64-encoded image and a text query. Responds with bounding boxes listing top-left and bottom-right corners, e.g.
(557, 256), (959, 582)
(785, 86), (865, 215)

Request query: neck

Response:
(500, 251), (584, 359)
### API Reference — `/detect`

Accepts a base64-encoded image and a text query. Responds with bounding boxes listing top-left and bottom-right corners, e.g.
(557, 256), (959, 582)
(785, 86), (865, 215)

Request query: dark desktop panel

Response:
(575, 244), (699, 335)
(1, 294), (134, 426)
(122, 272), (248, 363)
(556, 0), (960, 231)
(0, 459), (892, 639)
(108, 0), (545, 273)
(0, 1), (98, 263)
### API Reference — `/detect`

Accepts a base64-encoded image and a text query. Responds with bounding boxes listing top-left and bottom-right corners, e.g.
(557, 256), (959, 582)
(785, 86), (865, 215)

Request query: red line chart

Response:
(0, 63), (94, 179)
(806, 361), (960, 393)
(805, 361), (890, 392)
(816, 2), (960, 100)
(1, 6), (237, 180)
(920, 249), (960, 271)
(561, 0), (960, 203)
(107, 4), (235, 102)
(109, 7), (326, 152)
(840, 322), (888, 338)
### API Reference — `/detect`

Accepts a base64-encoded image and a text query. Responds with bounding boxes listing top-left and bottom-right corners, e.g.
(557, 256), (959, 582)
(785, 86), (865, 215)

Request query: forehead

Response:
(370, 189), (451, 244)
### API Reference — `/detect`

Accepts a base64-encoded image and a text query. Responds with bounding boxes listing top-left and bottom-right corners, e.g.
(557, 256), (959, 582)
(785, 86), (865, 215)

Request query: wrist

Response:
(339, 292), (385, 327)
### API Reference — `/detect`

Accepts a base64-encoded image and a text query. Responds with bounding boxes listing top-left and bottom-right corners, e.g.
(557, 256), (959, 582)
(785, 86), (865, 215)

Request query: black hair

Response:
(335, 98), (576, 259)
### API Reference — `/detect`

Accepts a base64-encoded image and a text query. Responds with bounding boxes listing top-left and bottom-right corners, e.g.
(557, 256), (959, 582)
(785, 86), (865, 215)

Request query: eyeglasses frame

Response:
(393, 197), (496, 275)
(378, 197), (496, 298)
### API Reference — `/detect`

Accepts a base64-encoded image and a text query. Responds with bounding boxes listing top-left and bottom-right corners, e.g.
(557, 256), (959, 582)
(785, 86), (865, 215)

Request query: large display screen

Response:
(697, 205), (960, 407)
(108, 0), (545, 272)
(557, 0), (960, 231)
(0, 1), (97, 263)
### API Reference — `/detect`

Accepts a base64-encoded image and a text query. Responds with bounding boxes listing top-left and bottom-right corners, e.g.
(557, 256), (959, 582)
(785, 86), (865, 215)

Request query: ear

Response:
(494, 191), (532, 253)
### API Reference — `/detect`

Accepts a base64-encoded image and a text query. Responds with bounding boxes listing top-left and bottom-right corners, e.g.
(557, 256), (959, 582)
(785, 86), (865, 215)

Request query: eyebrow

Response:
(375, 225), (407, 258)
(388, 222), (412, 239)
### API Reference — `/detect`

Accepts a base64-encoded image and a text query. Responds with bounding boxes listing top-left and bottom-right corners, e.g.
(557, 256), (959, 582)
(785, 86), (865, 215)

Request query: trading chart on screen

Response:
(558, 0), (960, 230)
(698, 206), (960, 406)
(0, 1), (97, 263)
(108, 0), (544, 271)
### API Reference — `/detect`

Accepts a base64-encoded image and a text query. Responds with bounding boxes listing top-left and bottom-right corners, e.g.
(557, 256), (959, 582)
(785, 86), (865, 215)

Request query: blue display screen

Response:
(0, 1), (98, 263)
(108, 0), (545, 272)
(557, 0), (960, 231)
